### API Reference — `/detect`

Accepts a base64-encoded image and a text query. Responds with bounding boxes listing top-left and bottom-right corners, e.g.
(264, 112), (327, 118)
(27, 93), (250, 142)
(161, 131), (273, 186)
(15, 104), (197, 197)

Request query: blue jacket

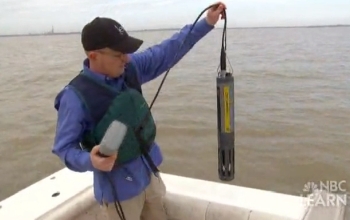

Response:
(52, 18), (214, 204)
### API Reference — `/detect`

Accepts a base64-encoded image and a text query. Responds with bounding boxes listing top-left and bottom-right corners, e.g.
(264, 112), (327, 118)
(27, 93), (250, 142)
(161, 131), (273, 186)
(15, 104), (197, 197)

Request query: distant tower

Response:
(51, 26), (54, 34)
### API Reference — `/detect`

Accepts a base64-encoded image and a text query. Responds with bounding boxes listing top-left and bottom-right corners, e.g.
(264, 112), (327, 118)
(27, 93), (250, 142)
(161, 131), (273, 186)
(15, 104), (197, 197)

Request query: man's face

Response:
(88, 48), (129, 78)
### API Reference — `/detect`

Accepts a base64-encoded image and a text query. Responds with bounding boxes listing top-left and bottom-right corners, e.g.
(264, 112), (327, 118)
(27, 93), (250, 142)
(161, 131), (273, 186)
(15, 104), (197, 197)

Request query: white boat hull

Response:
(0, 168), (347, 219)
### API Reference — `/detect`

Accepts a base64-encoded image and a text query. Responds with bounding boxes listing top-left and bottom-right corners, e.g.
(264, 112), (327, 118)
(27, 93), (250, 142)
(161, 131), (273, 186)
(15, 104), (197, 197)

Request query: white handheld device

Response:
(98, 120), (127, 157)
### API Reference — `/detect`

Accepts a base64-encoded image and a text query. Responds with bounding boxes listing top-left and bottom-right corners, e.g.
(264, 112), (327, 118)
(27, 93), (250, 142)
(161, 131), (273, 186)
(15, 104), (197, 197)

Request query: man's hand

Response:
(90, 145), (117, 172)
(206, 2), (227, 26)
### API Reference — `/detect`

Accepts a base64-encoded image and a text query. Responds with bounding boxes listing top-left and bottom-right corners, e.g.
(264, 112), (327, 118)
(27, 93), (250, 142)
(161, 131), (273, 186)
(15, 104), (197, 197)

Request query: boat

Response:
(0, 168), (347, 219)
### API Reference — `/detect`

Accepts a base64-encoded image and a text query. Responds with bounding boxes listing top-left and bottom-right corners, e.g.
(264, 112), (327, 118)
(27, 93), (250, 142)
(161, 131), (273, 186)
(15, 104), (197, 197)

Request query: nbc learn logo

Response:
(301, 180), (348, 207)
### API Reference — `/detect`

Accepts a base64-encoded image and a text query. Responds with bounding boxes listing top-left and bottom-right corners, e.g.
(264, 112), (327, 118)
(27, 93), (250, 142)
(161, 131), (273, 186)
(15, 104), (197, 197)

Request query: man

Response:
(52, 2), (226, 220)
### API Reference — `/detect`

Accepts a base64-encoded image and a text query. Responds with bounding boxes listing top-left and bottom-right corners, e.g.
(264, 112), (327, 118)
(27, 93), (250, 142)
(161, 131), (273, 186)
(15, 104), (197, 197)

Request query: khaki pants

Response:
(101, 174), (167, 220)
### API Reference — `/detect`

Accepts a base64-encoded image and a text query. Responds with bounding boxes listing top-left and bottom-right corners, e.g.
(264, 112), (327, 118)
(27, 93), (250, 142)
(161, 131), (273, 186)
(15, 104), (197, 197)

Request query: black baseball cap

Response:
(81, 17), (143, 54)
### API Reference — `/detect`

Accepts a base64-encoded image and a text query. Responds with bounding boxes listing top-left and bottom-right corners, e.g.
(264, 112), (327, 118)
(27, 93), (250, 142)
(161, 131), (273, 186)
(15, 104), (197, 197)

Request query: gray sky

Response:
(1, 0), (350, 35)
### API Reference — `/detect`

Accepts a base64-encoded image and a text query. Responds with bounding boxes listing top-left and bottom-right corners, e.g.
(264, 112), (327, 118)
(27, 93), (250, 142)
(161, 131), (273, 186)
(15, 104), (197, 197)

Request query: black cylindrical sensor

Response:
(216, 71), (235, 181)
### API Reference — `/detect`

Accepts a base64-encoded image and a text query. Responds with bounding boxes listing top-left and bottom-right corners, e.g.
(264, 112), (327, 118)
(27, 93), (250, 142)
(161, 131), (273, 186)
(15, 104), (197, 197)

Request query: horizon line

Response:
(0, 24), (349, 38)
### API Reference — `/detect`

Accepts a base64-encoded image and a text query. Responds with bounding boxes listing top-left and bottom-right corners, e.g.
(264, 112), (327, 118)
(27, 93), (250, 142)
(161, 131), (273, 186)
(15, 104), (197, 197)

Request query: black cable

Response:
(149, 4), (227, 110)
(106, 174), (126, 219)
(109, 3), (228, 219)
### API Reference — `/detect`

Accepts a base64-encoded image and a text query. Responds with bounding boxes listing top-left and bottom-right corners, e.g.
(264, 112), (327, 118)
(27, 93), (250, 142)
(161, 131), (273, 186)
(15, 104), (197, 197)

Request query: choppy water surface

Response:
(0, 27), (349, 200)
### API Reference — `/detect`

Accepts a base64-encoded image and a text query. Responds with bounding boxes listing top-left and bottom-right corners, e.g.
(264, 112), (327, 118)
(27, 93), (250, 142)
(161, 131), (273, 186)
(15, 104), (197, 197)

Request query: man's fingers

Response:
(211, 3), (226, 15)
(91, 145), (100, 154)
(105, 158), (116, 171)
(111, 153), (117, 159)
(217, 4), (226, 12)
(96, 157), (115, 171)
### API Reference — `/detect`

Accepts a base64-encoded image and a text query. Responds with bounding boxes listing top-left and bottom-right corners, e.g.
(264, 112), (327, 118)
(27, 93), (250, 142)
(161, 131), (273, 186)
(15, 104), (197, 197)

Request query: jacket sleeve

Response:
(130, 18), (214, 84)
(52, 87), (96, 173)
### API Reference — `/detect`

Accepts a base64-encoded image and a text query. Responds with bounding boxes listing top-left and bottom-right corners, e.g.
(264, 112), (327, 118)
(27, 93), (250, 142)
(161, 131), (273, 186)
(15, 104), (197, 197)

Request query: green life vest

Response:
(68, 66), (157, 168)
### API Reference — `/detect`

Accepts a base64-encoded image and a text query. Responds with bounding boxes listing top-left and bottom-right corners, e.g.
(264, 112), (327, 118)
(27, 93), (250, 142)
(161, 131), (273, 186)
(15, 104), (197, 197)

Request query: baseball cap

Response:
(81, 17), (143, 54)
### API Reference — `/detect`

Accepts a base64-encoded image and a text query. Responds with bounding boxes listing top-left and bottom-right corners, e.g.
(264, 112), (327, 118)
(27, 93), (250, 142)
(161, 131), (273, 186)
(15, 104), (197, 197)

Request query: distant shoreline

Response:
(0, 24), (349, 38)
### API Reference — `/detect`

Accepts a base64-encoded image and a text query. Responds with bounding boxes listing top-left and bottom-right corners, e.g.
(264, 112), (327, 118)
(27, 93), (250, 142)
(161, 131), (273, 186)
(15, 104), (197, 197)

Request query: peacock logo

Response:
(303, 181), (318, 194)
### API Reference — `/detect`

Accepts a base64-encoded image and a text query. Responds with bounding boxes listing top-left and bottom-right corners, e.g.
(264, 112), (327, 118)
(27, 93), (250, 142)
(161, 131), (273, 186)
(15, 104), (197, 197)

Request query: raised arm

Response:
(129, 18), (214, 84)
(52, 88), (95, 172)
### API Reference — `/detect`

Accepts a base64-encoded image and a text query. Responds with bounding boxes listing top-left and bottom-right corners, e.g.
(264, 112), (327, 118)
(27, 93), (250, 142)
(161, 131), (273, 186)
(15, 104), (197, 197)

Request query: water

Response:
(0, 27), (349, 201)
